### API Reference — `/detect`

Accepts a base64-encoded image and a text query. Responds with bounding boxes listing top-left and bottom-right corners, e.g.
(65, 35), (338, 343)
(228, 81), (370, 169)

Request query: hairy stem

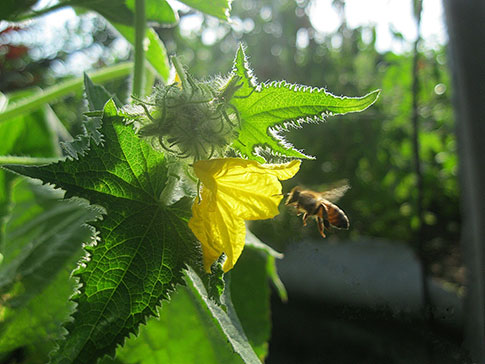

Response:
(132, 0), (146, 98)
(0, 156), (61, 165)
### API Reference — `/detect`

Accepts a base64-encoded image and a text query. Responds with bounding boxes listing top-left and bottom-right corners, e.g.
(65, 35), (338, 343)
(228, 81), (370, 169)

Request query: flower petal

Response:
(189, 158), (300, 272)
(193, 158), (301, 220)
(189, 191), (246, 272)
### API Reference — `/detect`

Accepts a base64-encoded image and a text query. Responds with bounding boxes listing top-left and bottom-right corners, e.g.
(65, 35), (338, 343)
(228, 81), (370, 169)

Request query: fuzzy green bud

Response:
(136, 58), (242, 161)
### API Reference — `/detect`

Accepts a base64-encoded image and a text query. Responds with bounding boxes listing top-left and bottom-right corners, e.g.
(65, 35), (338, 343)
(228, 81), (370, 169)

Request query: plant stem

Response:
(170, 56), (188, 88)
(132, 0), (146, 98)
(0, 156), (61, 165)
(0, 62), (133, 124)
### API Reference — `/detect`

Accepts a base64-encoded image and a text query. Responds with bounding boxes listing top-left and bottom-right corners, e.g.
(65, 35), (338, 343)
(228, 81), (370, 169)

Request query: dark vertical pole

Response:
(411, 5), (435, 363)
(411, 0), (433, 325)
(444, 1), (485, 362)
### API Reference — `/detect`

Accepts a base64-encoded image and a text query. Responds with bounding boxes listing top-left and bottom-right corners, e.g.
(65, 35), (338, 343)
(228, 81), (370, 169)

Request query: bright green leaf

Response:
(114, 25), (170, 81)
(159, 157), (197, 206)
(0, 108), (59, 159)
(245, 229), (283, 259)
(266, 255), (287, 302)
(5, 100), (198, 363)
(231, 45), (381, 162)
(125, 0), (178, 25)
(82, 73), (113, 143)
(0, 92), (7, 112)
(230, 245), (272, 360)
(69, 0), (134, 26)
(181, 0), (232, 21)
(101, 285), (243, 364)
(185, 267), (262, 364)
(245, 230), (287, 302)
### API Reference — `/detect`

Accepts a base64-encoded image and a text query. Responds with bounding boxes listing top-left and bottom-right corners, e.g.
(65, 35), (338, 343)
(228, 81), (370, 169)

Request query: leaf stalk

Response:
(0, 62), (133, 123)
(0, 156), (61, 165)
(132, 0), (146, 98)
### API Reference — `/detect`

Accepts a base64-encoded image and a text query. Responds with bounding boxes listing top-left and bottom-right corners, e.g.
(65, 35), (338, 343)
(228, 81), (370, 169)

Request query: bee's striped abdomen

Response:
(325, 201), (350, 229)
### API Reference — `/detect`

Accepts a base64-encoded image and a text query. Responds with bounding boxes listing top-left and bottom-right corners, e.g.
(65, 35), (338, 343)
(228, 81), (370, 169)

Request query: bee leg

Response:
(302, 212), (308, 226)
(317, 217), (326, 238)
(315, 204), (328, 237)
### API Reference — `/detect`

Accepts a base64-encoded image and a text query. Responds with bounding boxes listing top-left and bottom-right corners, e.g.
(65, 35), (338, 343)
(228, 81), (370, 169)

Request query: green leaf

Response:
(180, 0), (232, 21)
(3, 0), (177, 28)
(71, 0), (134, 26)
(62, 74), (120, 159)
(97, 210), (278, 364)
(0, 91), (61, 252)
(4, 100), (198, 363)
(231, 45), (381, 162)
(0, 171), (13, 252)
(245, 229), (283, 259)
(0, 0), (37, 20)
(0, 181), (100, 304)
(230, 245), (272, 360)
(101, 285), (243, 364)
(0, 263), (75, 362)
(125, 0), (178, 25)
(105, 251), (273, 364)
(69, 0), (175, 25)
(3, 0), (177, 27)
(205, 258), (225, 305)
(0, 92), (8, 112)
(245, 230), (287, 302)
(0, 107), (59, 159)
(266, 255), (287, 302)
(84, 73), (119, 112)
(114, 25), (170, 81)
(83, 73), (112, 141)
(0, 179), (99, 358)
(144, 28), (171, 81)
(159, 157), (197, 206)
(186, 267), (262, 364)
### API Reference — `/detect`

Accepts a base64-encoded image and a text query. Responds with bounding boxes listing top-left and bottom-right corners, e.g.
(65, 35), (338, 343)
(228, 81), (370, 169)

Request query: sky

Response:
(308, 0), (446, 53)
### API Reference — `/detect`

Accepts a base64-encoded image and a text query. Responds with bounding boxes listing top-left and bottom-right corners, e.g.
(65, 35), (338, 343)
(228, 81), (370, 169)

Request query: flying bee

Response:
(285, 184), (350, 238)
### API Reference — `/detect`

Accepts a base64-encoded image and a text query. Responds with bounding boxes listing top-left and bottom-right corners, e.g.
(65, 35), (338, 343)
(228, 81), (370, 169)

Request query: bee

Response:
(285, 184), (350, 238)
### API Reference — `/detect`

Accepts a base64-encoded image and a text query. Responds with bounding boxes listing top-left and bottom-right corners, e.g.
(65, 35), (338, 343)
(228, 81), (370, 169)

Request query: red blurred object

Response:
(4, 44), (29, 59)
(0, 25), (37, 92)
(1, 25), (29, 59)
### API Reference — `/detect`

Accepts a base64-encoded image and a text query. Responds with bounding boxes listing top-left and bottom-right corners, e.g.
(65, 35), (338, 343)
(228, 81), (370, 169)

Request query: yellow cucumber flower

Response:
(188, 158), (301, 272)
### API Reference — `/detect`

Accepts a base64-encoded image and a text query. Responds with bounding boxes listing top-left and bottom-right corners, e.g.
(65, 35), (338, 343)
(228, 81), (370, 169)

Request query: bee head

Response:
(285, 186), (301, 205)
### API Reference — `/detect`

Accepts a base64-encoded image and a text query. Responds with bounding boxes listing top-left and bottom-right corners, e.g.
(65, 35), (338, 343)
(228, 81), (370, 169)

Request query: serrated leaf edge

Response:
(232, 43), (258, 89)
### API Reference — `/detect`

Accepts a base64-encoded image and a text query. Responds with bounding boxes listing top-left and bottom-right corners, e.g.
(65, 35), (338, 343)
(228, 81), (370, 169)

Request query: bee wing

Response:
(320, 184), (350, 202)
